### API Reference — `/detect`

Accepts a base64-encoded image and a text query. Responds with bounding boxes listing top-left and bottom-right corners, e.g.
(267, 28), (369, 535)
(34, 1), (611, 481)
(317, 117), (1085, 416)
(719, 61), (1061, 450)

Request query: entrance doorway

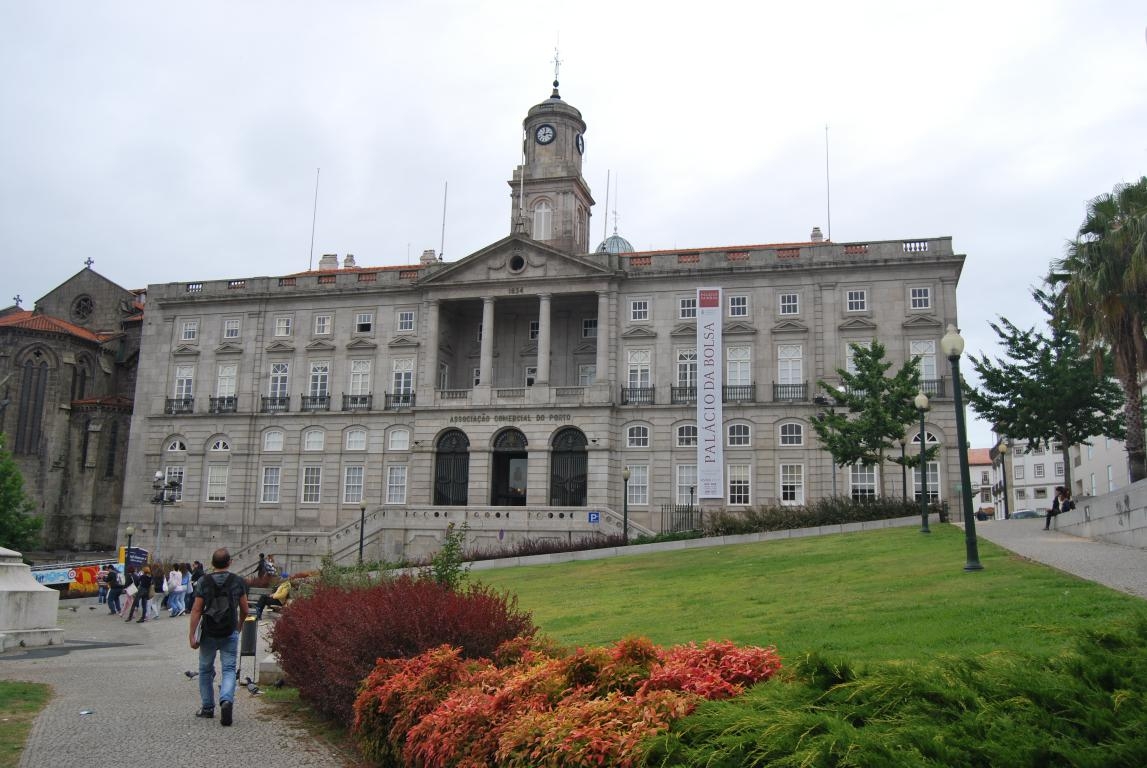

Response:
(490, 428), (528, 506)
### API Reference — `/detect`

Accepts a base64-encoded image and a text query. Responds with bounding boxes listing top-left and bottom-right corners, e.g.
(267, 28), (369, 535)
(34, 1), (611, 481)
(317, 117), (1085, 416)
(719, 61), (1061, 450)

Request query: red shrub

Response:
(642, 640), (783, 700)
(270, 576), (535, 721)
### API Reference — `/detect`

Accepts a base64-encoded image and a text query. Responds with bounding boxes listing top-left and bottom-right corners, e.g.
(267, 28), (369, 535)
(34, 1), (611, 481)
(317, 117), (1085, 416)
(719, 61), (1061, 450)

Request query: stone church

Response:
(119, 80), (966, 571)
(0, 266), (142, 551)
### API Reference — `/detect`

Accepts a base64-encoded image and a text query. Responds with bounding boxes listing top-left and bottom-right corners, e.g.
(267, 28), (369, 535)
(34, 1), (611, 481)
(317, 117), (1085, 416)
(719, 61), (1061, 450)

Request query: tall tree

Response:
(0, 435), (42, 552)
(966, 287), (1125, 490)
(1050, 176), (1147, 482)
(813, 341), (930, 497)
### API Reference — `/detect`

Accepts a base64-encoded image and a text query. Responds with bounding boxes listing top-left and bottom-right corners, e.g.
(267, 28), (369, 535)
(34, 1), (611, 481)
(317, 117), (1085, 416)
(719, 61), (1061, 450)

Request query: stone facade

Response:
(0, 268), (141, 550)
(119, 84), (968, 572)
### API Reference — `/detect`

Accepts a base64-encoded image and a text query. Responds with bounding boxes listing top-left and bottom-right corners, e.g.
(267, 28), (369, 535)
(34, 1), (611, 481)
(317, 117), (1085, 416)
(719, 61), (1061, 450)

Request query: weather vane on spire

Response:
(552, 46), (562, 84)
(84, 257), (94, 268)
(12, 294), (21, 308)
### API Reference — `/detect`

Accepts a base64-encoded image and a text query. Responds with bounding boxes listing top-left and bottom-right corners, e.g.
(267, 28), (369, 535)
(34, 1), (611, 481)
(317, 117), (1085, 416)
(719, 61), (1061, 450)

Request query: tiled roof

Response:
(0, 310), (111, 343)
(72, 396), (134, 409)
(285, 263), (418, 278)
(968, 448), (993, 466)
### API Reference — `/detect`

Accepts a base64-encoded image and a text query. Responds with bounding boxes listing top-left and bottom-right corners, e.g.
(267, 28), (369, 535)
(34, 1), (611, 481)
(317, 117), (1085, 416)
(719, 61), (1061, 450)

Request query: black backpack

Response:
(199, 573), (241, 637)
(107, 570), (120, 588)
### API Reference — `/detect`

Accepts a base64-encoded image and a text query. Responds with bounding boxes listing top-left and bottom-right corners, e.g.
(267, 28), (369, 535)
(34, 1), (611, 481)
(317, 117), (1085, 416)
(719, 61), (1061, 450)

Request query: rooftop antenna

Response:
(308, 168), (321, 271)
(601, 169), (610, 243)
(824, 124), (832, 241)
(612, 174), (620, 235)
(439, 180), (448, 260)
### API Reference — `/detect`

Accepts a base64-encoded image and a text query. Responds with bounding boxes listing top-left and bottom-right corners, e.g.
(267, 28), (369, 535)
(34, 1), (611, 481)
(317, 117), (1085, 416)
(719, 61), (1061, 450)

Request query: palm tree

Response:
(1050, 177), (1147, 483)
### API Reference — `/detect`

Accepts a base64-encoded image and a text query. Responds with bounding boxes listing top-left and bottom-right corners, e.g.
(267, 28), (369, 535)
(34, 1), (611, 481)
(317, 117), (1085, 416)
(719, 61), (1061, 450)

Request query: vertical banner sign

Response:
(697, 287), (724, 498)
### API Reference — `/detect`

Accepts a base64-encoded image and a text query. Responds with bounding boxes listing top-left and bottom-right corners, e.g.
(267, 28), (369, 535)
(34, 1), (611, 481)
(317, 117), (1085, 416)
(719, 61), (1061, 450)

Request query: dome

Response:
(596, 233), (635, 254)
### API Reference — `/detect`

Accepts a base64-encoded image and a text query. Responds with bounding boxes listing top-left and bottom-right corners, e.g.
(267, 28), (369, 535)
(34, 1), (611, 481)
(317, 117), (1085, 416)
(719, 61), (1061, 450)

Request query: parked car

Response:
(1011, 510), (1039, 519)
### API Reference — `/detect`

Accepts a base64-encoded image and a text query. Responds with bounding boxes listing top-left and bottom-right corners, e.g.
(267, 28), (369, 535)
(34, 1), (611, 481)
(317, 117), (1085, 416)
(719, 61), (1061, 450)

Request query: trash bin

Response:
(240, 615), (257, 657)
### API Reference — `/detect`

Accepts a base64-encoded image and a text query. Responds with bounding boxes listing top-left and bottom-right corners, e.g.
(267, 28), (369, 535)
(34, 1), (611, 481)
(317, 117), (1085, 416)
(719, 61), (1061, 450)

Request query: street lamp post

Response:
(124, 525), (135, 573)
(997, 441), (1010, 519)
(898, 437), (907, 502)
(813, 395), (838, 496)
(150, 471), (181, 562)
(914, 391), (930, 533)
(941, 324), (983, 572)
(622, 467), (630, 545)
(358, 501), (367, 564)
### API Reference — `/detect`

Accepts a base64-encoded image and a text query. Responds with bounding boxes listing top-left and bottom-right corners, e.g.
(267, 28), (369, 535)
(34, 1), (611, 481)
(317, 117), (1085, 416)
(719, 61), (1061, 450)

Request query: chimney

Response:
(810, 227), (824, 243)
(419, 249), (438, 265)
(317, 253), (338, 270)
(343, 254), (356, 269)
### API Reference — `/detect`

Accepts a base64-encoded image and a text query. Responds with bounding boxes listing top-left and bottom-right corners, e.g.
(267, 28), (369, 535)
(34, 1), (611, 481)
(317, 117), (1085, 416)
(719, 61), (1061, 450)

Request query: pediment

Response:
(388, 336), (420, 349)
(620, 326), (658, 339)
(902, 314), (943, 329)
(305, 339), (337, 352)
(572, 342), (596, 355)
(172, 344), (200, 357)
(346, 337), (379, 350)
(214, 343), (244, 355)
(838, 317), (878, 332)
(265, 340), (295, 353)
(772, 320), (808, 335)
(419, 234), (612, 287)
(723, 321), (758, 336)
(670, 323), (696, 337)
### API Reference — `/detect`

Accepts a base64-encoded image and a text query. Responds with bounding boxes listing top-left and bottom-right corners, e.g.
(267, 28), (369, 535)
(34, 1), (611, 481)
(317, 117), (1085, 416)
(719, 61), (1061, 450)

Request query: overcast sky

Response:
(2, 1), (1145, 448)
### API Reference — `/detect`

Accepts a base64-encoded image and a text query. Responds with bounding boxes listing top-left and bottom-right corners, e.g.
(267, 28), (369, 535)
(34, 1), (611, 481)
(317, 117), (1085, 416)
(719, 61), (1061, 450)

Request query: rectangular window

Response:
(729, 295), (748, 317)
(269, 362), (289, 397)
(727, 464), (750, 505)
(1014, 465), (1025, 480)
(626, 464), (649, 505)
(355, 312), (374, 333)
(388, 429), (410, 451)
(206, 465), (228, 503)
(676, 348), (697, 387)
(529, 320), (540, 340)
(164, 466), (184, 502)
(181, 319), (199, 341)
(845, 341), (871, 375)
(627, 349), (651, 388)
(301, 466), (321, 503)
(274, 316), (292, 337)
(472, 367), (482, 386)
(349, 360), (371, 395)
(309, 361), (330, 397)
(578, 364), (596, 386)
(525, 366), (537, 387)
(846, 289), (867, 312)
(850, 464), (877, 501)
(312, 314), (330, 335)
(676, 464), (697, 505)
(1034, 464), (1045, 478)
(174, 364), (195, 399)
(343, 465), (364, 504)
(1055, 462), (1064, 477)
(477, 322), (483, 342)
(980, 471), (991, 485)
(779, 293), (799, 316)
(726, 346), (751, 386)
(1034, 487), (1049, 499)
(910, 287), (931, 310)
(261, 466), (281, 503)
(386, 464), (407, 504)
(777, 344), (802, 386)
(392, 358), (414, 394)
(223, 318), (241, 339)
(216, 363), (237, 398)
(630, 298), (649, 321)
(677, 425), (698, 447)
(910, 340), (937, 381)
(345, 429), (367, 451)
(679, 296), (697, 319)
(914, 462), (940, 502)
(397, 310), (415, 333)
(780, 464), (804, 505)
(1016, 489), (1027, 500)
(582, 318), (598, 338)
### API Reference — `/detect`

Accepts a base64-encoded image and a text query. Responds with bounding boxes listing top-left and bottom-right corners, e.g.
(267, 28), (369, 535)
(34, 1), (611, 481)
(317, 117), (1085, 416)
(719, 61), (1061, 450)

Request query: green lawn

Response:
(0, 681), (49, 768)
(473, 525), (1145, 664)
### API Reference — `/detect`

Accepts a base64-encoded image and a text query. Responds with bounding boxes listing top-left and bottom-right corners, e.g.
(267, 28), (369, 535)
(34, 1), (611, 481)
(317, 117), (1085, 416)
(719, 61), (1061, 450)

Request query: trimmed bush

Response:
(270, 576), (536, 721)
(352, 636), (782, 767)
(705, 496), (933, 536)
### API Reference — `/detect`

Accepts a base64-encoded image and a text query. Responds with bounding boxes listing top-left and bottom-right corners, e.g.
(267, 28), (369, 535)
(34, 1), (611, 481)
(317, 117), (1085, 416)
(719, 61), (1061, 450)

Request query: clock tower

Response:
(509, 77), (595, 254)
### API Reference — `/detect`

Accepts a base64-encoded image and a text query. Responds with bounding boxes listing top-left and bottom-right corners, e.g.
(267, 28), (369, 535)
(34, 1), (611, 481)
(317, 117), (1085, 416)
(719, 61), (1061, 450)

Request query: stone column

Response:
(536, 293), (551, 385)
(595, 290), (609, 384)
(424, 299), (440, 393)
(479, 297), (495, 387)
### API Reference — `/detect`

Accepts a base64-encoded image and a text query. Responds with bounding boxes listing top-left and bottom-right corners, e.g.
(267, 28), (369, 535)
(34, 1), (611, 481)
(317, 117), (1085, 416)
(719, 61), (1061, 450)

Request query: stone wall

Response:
(1056, 478), (1147, 549)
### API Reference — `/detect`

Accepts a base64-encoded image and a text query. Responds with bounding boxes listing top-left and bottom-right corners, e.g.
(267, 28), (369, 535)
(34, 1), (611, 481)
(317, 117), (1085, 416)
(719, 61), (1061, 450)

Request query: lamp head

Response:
(622, 467), (630, 481)
(898, 436), (906, 447)
(998, 441), (1008, 455)
(153, 470), (163, 482)
(360, 501), (367, 513)
(940, 324), (965, 358)
(914, 391), (929, 411)
(125, 524), (135, 536)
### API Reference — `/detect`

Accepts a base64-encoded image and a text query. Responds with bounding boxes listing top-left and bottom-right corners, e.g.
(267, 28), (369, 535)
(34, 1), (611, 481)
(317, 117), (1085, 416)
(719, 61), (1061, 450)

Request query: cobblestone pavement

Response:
(0, 601), (352, 768)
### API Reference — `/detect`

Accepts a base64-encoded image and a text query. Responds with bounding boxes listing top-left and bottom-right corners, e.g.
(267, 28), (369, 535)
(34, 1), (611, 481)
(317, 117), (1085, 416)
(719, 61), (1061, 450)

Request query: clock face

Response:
(535, 124), (555, 145)
(575, 133), (585, 155)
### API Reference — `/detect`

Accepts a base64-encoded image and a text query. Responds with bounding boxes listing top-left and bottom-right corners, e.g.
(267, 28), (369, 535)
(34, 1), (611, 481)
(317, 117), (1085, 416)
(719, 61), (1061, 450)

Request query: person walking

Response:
(187, 560), (204, 613)
(126, 566), (153, 622)
(106, 565), (124, 615)
(96, 565), (109, 605)
(189, 548), (249, 726)
(168, 563), (186, 617)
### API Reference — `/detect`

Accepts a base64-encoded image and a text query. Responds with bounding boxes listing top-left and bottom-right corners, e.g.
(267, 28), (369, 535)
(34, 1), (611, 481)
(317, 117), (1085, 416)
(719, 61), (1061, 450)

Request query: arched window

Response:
(167, 438), (187, 452)
(532, 200), (553, 241)
(388, 428), (410, 451)
(912, 430), (941, 502)
(549, 428), (587, 506)
(345, 428), (367, 451)
(626, 425), (649, 448)
(676, 424), (698, 447)
(434, 429), (470, 506)
(303, 429), (325, 451)
(263, 430), (283, 452)
(491, 428), (528, 506)
(778, 423), (803, 446)
(15, 352), (50, 454)
(210, 438), (231, 452)
(727, 423), (751, 447)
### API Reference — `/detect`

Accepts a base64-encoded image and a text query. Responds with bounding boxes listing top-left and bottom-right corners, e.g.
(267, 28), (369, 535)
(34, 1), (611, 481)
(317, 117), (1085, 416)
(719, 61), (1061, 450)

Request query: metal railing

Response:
(209, 396), (237, 414)
(300, 394), (331, 411)
(342, 394), (372, 411)
(920, 378), (946, 397)
(385, 392), (416, 409)
(261, 395), (290, 413)
(661, 503), (703, 533)
(772, 382), (807, 401)
(621, 386), (655, 405)
(165, 397), (194, 414)
(671, 386), (696, 404)
(723, 384), (755, 403)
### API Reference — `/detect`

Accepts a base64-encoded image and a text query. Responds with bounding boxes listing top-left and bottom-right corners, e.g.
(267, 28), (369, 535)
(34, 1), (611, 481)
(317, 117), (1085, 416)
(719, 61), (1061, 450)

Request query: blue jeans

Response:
(198, 631), (239, 710)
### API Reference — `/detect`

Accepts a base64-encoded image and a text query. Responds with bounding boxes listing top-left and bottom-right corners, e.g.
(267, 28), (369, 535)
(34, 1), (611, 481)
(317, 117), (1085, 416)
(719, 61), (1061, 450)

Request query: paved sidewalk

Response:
(0, 602), (350, 768)
(967, 516), (1147, 599)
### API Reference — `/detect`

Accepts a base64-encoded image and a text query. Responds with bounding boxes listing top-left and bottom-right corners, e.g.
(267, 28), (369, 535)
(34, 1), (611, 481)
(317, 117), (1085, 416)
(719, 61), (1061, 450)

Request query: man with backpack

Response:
(188, 548), (249, 726)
